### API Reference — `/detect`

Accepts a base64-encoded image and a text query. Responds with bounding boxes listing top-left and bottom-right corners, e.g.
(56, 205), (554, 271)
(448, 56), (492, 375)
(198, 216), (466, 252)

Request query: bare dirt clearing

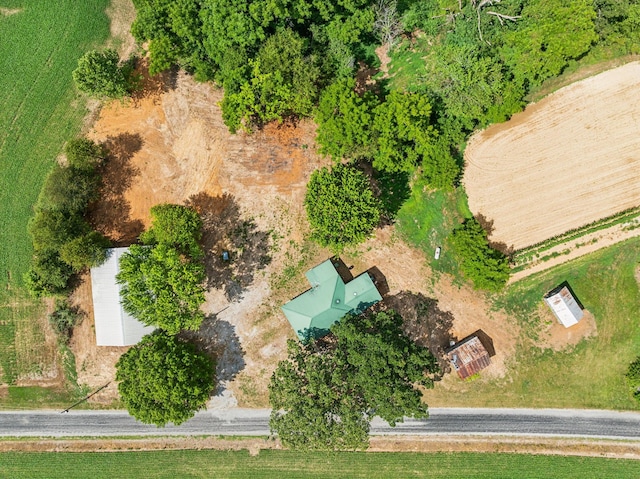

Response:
(464, 61), (640, 251)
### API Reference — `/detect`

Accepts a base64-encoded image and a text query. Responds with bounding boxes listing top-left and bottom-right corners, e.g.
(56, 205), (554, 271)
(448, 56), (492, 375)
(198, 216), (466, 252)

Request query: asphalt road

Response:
(1, 408), (639, 439)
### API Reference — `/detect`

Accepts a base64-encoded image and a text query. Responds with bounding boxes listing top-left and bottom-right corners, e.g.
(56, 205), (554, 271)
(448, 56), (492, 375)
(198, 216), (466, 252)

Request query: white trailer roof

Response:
(90, 247), (155, 346)
(544, 285), (584, 328)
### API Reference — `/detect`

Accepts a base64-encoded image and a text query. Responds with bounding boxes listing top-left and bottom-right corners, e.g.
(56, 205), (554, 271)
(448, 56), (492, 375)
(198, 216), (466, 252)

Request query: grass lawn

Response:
(425, 237), (640, 410)
(0, 0), (110, 386)
(2, 450), (639, 479)
(395, 180), (471, 279)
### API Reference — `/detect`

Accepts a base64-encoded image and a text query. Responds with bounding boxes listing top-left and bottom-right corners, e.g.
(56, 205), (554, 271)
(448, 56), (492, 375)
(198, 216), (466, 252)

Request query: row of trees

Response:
(114, 204), (214, 426)
(269, 309), (439, 450)
(25, 138), (110, 297)
(130, 0), (376, 131)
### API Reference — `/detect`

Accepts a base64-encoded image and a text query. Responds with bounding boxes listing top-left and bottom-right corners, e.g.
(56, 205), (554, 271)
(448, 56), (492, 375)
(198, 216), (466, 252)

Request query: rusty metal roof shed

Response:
(446, 335), (491, 380)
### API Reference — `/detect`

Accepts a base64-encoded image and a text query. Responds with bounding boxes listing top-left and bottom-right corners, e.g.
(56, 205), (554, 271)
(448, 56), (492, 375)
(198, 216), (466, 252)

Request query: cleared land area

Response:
(0, 0), (110, 387)
(1, 450), (639, 479)
(464, 62), (640, 251)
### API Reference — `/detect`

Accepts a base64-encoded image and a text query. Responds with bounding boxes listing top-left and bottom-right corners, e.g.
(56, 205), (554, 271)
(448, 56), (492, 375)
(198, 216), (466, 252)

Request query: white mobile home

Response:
(90, 247), (155, 346)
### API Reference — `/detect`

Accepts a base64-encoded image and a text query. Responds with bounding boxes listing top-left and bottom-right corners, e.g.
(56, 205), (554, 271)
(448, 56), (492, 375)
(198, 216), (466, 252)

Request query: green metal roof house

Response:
(281, 259), (383, 341)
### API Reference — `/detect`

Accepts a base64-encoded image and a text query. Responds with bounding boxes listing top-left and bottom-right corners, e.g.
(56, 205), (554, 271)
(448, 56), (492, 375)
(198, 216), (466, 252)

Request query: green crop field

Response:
(426, 237), (640, 410)
(2, 450), (639, 478)
(0, 0), (110, 384)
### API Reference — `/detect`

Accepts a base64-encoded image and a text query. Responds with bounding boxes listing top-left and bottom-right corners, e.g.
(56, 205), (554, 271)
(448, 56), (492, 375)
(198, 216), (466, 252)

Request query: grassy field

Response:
(0, 1), (110, 385)
(426, 237), (640, 410)
(2, 450), (639, 479)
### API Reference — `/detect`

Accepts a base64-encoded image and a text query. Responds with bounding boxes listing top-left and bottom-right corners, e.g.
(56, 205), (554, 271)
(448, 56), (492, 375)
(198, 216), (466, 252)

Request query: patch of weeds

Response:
(48, 299), (81, 343)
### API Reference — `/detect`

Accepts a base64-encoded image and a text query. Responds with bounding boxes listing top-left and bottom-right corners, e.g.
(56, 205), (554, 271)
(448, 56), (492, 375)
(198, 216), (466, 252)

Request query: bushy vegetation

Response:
(626, 356), (640, 402)
(117, 204), (206, 334)
(115, 330), (215, 426)
(25, 138), (109, 296)
(48, 299), (81, 342)
(448, 218), (510, 292)
(269, 310), (438, 450)
(72, 49), (132, 99)
(304, 164), (382, 252)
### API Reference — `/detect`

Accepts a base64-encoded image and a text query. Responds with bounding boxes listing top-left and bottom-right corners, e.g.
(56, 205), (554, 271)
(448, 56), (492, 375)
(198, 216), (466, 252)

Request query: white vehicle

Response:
(434, 246), (441, 260)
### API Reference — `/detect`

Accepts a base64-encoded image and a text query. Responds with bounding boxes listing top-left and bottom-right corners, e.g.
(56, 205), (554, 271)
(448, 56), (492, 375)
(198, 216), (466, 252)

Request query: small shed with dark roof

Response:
(446, 335), (491, 380)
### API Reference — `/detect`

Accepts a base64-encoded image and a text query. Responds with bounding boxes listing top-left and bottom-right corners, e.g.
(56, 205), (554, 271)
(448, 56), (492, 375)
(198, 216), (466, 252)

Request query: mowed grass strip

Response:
(2, 450), (639, 479)
(0, 0), (110, 383)
(426, 237), (640, 410)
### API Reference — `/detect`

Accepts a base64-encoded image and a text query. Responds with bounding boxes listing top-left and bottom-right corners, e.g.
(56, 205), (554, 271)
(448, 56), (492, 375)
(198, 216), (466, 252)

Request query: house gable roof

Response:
(281, 259), (382, 340)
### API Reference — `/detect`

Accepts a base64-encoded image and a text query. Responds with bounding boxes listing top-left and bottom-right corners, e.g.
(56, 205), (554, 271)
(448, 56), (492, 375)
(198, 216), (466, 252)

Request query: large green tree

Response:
(372, 90), (434, 174)
(117, 243), (206, 334)
(140, 203), (203, 256)
(116, 331), (215, 426)
(269, 310), (438, 450)
(304, 164), (382, 252)
(72, 49), (130, 99)
(314, 78), (378, 160)
(500, 0), (597, 86)
(221, 29), (320, 132)
(448, 218), (510, 292)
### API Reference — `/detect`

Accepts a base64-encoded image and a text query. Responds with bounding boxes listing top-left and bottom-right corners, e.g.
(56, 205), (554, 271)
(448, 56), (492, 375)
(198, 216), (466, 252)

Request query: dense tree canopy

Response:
(304, 164), (382, 252)
(448, 218), (510, 292)
(72, 49), (130, 99)
(269, 310), (438, 450)
(25, 137), (107, 296)
(116, 331), (215, 426)
(500, 0), (598, 86)
(131, 0), (374, 129)
(117, 243), (206, 334)
(139, 203), (203, 256)
(314, 78), (377, 160)
(221, 29), (321, 132)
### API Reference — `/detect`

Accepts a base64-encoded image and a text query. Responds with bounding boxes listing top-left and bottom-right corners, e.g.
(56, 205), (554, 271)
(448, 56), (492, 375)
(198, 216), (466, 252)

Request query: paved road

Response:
(1, 408), (640, 439)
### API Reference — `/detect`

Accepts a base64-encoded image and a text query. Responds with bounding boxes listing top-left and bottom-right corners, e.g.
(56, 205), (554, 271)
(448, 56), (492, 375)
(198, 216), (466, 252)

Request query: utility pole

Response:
(61, 382), (111, 413)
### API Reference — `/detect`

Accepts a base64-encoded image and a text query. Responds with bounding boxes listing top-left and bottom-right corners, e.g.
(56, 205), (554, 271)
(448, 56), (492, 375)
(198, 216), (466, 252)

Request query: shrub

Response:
(48, 299), (80, 341)
(72, 49), (130, 99)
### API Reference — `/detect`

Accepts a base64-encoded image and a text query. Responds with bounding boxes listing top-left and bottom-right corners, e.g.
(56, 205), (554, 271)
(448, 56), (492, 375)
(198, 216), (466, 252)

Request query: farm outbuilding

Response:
(90, 247), (155, 346)
(281, 259), (382, 341)
(446, 335), (492, 380)
(544, 284), (584, 328)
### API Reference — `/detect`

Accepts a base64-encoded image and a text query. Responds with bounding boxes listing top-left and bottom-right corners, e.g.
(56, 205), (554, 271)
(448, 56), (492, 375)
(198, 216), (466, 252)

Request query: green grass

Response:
(385, 37), (431, 92)
(395, 180), (471, 278)
(1, 450), (639, 478)
(0, 0), (110, 386)
(427, 237), (640, 410)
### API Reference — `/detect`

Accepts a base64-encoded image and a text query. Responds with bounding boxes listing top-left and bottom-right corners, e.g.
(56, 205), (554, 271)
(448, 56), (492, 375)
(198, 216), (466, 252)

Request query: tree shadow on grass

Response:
(88, 132), (144, 245)
(382, 291), (455, 378)
(186, 192), (272, 302)
(179, 314), (246, 395)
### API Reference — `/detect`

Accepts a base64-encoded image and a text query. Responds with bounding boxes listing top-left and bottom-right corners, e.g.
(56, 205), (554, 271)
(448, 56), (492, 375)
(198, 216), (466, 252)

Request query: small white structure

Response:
(544, 284), (584, 328)
(90, 247), (155, 346)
